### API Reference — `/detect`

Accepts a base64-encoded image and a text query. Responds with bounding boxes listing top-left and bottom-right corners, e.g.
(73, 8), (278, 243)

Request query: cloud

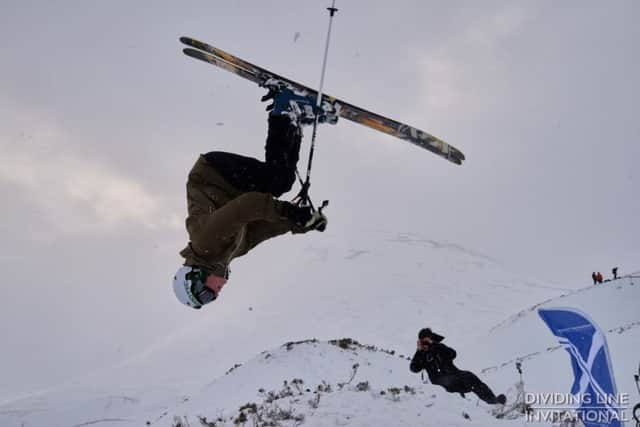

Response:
(415, 56), (458, 109)
(463, 5), (529, 48)
(412, 5), (531, 112)
(0, 107), (181, 234)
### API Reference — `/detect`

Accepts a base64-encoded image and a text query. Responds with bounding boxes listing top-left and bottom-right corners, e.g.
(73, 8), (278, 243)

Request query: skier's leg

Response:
(263, 114), (302, 196)
(190, 191), (287, 246)
(200, 114), (301, 198)
(459, 371), (500, 404)
(443, 373), (474, 393)
(433, 375), (467, 394)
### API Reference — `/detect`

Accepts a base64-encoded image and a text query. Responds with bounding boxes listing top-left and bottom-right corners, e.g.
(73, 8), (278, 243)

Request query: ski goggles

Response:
(185, 268), (217, 307)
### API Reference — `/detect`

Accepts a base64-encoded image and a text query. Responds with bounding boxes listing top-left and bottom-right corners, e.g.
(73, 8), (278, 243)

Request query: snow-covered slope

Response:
(473, 275), (640, 421)
(1, 230), (636, 427)
(158, 277), (639, 427)
(156, 339), (528, 427)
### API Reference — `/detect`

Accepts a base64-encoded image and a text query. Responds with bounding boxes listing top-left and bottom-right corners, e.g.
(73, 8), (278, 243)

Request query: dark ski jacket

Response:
(410, 342), (459, 383)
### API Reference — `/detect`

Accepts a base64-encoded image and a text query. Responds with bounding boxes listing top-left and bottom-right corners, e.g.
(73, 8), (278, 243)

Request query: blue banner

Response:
(538, 307), (622, 427)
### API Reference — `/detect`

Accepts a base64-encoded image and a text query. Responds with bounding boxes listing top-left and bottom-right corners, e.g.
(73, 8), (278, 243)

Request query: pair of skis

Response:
(180, 37), (465, 166)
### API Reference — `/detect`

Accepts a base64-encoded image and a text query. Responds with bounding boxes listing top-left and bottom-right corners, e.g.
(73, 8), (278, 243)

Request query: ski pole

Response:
(300, 0), (338, 206)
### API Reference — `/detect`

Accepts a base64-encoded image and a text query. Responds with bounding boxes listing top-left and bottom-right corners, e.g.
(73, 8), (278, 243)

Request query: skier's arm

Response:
(410, 350), (427, 373)
(432, 343), (457, 360)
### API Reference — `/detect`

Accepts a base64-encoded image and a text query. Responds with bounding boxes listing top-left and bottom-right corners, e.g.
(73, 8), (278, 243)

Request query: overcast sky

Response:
(1, 0), (638, 400)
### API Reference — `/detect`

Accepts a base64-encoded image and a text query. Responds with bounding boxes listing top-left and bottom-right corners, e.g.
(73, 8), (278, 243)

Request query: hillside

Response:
(1, 232), (636, 426)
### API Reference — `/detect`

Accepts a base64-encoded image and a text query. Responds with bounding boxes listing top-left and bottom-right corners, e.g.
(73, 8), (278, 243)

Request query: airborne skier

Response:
(172, 84), (336, 309)
(174, 10), (463, 311)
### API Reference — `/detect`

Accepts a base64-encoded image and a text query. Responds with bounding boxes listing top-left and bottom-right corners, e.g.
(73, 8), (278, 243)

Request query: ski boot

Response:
(261, 78), (339, 126)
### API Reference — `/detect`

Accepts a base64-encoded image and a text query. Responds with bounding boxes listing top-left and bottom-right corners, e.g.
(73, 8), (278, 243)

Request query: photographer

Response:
(410, 328), (506, 405)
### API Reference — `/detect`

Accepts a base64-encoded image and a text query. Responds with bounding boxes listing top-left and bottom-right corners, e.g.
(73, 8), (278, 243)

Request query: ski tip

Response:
(445, 152), (464, 165)
(179, 36), (191, 44)
(450, 150), (465, 165)
(182, 47), (206, 61)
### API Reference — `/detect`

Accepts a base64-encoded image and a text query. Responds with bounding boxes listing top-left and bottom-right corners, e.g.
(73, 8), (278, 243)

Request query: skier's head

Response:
(418, 328), (445, 343)
(172, 265), (227, 309)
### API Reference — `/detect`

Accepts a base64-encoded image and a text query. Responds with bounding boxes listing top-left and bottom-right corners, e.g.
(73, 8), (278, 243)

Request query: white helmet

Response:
(173, 265), (216, 309)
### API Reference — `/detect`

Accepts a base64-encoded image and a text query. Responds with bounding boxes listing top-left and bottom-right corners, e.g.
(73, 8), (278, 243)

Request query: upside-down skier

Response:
(410, 328), (507, 405)
(172, 83), (337, 309)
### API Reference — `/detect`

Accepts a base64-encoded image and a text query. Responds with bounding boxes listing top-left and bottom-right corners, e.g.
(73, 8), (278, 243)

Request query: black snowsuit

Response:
(410, 342), (500, 404)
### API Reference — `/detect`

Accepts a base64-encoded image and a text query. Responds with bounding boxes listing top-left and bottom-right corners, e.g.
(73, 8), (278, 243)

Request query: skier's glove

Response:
(280, 202), (313, 225)
(305, 210), (328, 232)
(280, 202), (327, 232)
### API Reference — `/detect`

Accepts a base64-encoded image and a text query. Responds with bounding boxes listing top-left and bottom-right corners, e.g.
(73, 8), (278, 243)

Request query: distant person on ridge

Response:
(172, 82), (337, 309)
(409, 328), (507, 405)
(596, 272), (604, 284)
(612, 267), (618, 280)
(592, 272), (597, 285)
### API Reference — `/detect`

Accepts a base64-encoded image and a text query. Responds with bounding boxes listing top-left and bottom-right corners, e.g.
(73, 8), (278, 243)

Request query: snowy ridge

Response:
(161, 338), (525, 427)
(488, 274), (638, 333)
